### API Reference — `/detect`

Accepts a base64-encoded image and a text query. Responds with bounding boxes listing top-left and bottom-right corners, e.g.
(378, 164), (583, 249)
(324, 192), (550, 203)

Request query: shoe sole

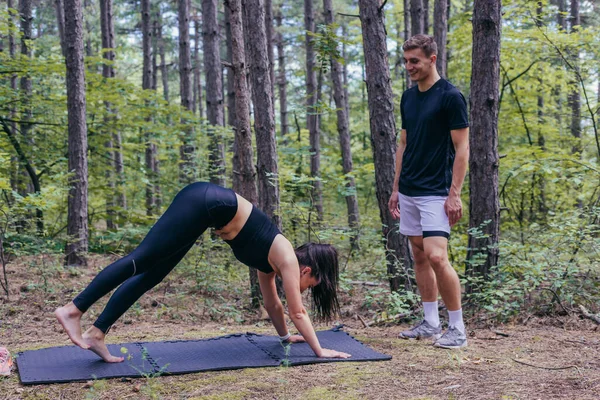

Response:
(433, 341), (468, 349)
(399, 333), (442, 341)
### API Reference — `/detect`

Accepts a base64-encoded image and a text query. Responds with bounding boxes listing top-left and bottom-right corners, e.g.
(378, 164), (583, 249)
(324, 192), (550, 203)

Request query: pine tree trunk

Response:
(100, 0), (115, 230)
(358, 0), (413, 292)
(179, 0), (196, 184)
(225, 0), (261, 307)
(557, 0), (566, 29)
(323, 0), (360, 249)
(304, 0), (323, 222)
(404, 0), (411, 89)
(83, 0), (92, 58)
(466, 0), (501, 290)
(275, 10), (288, 137)
(265, 0), (275, 108)
(341, 22), (350, 117)
(194, 15), (203, 118)
(569, 0), (581, 155)
(224, 5), (236, 127)
(433, 0), (448, 78)
(410, 0), (424, 36)
(55, 0), (66, 57)
(202, 0), (225, 186)
(64, 0), (89, 266)
(8, 0), (18, 196)
(158, 8), (169, 103)
(243, 0), (280, 228)
(423, 0), (429, 34)
(142, 0), (158, 215)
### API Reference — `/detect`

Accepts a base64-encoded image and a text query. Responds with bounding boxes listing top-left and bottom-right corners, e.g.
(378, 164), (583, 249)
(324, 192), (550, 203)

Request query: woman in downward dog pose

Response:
(56, 182), (350, 362)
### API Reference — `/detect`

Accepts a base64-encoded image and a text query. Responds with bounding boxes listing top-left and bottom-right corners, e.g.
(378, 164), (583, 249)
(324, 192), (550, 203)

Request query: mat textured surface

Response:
(17, 328), (391, 384)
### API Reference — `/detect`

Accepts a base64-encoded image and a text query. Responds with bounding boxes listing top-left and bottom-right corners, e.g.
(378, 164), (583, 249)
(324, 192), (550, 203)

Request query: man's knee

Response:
(426, 250), (448, 270)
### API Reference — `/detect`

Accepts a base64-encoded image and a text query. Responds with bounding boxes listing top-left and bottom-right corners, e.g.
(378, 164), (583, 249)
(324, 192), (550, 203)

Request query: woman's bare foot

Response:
(82, 326), (124, 363)
(55, 302), (89, 350)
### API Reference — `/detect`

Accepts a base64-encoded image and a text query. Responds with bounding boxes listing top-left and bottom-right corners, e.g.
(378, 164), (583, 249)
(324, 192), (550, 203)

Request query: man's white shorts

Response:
(398, 193), (450, 238)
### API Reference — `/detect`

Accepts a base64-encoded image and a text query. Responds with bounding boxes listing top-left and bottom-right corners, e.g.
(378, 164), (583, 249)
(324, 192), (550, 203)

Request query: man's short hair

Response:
(403, 34), (438, 57)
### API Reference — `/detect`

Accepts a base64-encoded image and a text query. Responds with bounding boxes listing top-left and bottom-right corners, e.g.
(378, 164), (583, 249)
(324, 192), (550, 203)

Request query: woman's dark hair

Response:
(295, 243), (340, 320)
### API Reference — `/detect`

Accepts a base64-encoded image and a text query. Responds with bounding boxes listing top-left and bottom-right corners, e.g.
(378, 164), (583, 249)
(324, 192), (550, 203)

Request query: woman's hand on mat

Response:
(286, 335), (305, 343)
(318, 348), (351, 359)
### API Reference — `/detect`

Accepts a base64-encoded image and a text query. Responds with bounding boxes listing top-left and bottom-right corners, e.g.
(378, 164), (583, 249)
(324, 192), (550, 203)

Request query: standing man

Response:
(389, 35), (469, 349)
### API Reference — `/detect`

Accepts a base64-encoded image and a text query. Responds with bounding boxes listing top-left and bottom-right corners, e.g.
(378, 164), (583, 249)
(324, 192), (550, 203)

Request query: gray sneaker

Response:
(433, 326), (468, 349)
(399, 320), (442, 340)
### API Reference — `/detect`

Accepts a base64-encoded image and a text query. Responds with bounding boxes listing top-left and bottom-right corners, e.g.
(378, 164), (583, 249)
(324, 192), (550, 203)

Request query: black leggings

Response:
(72, 182), (237, 333)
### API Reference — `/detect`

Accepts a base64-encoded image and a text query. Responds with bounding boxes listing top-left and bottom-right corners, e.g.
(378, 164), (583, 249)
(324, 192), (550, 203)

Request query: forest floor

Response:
(0, 254), (599, 400)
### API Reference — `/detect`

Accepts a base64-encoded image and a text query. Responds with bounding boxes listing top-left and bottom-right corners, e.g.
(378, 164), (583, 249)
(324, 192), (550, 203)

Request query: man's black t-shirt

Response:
(399, 78), (469, 197)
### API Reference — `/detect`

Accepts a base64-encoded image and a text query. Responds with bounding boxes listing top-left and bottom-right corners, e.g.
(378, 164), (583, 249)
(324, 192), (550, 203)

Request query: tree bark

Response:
(142, 0), (158, 215)
(557, 0), (567, 29)
(202, 0), (225, 186)
(224, 4), (236, 127)
(423, 0), (429, 34)
(179, 0), (197, 184)
(410, 0), (424, 36)
(100, 0), (117, 229)
(568, 0), (581, 155)
(225, 0), (260, 307)
(55, 0), (66, 57)
(64, 0), (89, 266)
(275, 10), (288, 137)
(158, 6), (169, 103)
(194, 14), (203, 118)
(8, 0), (18, 195)
(304, 0), (323, 222)
(323, 0), (360, 249)
(358, 0), (413, 292)
(265, 0), (275, 108)
(433, 0), (448, 78)
(404, 0), (411, 89)
(466, 0), (501, 290)
(243, 0), (280, 229)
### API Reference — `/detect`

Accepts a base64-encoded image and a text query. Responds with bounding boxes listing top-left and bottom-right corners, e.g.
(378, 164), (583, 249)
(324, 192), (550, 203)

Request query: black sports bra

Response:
(224, 206), (281, 274)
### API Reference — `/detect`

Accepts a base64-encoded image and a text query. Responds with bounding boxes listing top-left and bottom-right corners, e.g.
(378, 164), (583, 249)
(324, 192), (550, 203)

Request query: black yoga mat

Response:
(16, 328), (391, 385)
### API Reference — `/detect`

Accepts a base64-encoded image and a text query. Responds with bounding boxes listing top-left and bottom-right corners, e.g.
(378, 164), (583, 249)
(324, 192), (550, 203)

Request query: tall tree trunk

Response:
(265, 0), (275, 108)
(83, 0), (92, 58)
(192, 12), (199, 115)
(466, 0), (501, 290)
(224, 4), (236, 127)
(19, 0), (41, 233)
(158, 6), (169, 103)
(64, 0), (89, 266)
(569, 0), (581, 155)
(55, 0), (66, 56)
(404, 0), (411, 89)
(535, 1), (546, 218)
(142, 0), (158, 215)
(225, 0), (260, 307)
(152, 10), (158, 92)
(433, 0), (447, 78)
(179, 0), (196, 184)
(243, 0), (280, 229)
(324, 0), (360, 249)
(101, 0), (116, 230)
(423, 0), (429, 34)
(275, 9), (288, 137)
(194, 14), (203, 118)
(410, 0), (424, 36)
(202, 0), (225, 186)
(341, 21), (350, 117)
(304, 0), (323, 222)
(8, 0), (18, 195)
(358, 0), (413, 292)
(557, 0), (566, 29)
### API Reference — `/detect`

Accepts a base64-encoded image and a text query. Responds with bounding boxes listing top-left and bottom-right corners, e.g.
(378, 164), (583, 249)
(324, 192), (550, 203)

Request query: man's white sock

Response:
(423, 301), (440, 328)
(448, 309), (465, 333)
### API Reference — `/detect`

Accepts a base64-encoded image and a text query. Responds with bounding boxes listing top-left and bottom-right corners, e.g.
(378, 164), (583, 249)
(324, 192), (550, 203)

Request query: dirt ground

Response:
(0, 255), (599, 399)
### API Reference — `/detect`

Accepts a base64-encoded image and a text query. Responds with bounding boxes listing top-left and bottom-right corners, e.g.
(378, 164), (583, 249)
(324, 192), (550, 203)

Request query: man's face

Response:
(403, 48), (436, 82)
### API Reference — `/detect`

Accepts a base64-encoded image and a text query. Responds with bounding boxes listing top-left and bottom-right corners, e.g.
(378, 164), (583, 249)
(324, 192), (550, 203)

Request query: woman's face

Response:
(299, 266), (320, 293)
